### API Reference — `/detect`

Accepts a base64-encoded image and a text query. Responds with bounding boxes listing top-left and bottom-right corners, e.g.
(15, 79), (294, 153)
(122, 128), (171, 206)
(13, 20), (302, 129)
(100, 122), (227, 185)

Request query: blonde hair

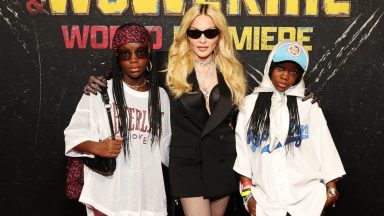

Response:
(166, 4), (246, 107)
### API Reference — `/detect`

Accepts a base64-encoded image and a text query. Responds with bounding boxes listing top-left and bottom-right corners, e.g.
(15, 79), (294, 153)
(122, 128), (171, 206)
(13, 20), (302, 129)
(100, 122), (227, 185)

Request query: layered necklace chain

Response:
(194, 57), (215, 67)
(195, 57), (215, 99)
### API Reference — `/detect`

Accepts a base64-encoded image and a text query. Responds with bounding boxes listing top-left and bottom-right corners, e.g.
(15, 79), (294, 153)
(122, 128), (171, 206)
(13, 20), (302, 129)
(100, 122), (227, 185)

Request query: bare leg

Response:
(210, 196), (230, 216)
(180, 196), (212, 216)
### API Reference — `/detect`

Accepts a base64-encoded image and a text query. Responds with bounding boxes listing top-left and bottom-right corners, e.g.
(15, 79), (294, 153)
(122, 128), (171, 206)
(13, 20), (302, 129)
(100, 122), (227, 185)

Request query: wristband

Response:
(242, 185), (253, 191)
(241, 181), (253, 186)
(241, 190), (251, 197)
(242, 191), (253, 205)
(241, 181), (253, 191)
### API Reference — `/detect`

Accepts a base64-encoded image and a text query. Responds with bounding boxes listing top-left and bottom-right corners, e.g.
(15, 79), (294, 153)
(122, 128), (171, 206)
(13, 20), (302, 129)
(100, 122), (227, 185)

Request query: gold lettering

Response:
(194, 0), (221, 10)
(305, 0), (319, 16)
(163, 0), (186, 16)
(265, 0), (279, 16)
(227, 0), (262, 16)
(229, 26), (253, 50)
(323, 0), (351, 17)
(97, 0), (129, 15)
(253, 27), (260, 50)
(50, 0), (90, 15)
(286, 0), (299, 16)
(261, 27), (277, 50)
(132, 0), (158, 15)
(132, 0), (185, 15)
(278, 27), (296, 41)
(297, 27), (313, 51)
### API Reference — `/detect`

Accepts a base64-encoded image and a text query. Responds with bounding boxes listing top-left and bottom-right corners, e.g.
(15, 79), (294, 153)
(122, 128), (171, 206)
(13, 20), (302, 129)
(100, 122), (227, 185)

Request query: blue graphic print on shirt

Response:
(247, 130), (268, 152)
(247, 124), (309, 153)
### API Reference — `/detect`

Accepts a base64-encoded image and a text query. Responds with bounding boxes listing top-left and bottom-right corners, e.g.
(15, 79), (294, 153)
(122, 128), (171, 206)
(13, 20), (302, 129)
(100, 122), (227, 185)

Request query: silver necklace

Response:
(125, 79), (147, 88)
(196, 64), (215, 98)
(194, 56), (214, 67)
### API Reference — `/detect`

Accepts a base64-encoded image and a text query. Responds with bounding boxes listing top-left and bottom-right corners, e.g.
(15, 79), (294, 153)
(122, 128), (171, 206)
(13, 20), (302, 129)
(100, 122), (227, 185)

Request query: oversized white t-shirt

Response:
(234, 94), (346, 216)
(233, 41), (345, 216)
(64, 80), (171, 216)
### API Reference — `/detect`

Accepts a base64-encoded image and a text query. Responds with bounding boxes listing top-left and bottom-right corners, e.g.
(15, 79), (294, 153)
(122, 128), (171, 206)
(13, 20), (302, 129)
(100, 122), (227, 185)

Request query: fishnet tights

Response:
(180, 196), (230, 216)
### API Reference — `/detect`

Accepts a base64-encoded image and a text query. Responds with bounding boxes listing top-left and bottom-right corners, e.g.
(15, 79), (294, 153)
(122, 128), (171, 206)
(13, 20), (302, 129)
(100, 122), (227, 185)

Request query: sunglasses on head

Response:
(186, 28), (220, 39)
(117, 47), (150, 61)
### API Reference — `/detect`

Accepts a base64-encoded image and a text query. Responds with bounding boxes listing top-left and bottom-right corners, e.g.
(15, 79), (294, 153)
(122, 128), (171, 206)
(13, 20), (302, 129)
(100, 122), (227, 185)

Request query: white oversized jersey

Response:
(65, 80), (171, 216)
(233, 41), (345, 216)
(234, 94), (346, 216)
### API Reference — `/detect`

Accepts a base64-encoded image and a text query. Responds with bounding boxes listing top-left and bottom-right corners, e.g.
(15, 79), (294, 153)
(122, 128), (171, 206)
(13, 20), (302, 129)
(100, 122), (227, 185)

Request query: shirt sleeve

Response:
(159, 91), (171, 167)
(64, 94), (100, 158)
(310, 104), (346, 183)
(233, 96), (254, 179)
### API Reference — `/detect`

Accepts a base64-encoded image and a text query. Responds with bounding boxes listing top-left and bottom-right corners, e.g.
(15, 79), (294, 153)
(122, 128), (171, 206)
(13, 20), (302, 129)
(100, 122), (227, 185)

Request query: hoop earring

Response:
(146, 60), (153, 71)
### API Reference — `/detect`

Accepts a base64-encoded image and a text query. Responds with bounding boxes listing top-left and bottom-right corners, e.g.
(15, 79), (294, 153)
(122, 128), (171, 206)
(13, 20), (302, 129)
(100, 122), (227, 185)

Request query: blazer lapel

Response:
(201, 73), (233, 137)
(179, 71), (210, 126)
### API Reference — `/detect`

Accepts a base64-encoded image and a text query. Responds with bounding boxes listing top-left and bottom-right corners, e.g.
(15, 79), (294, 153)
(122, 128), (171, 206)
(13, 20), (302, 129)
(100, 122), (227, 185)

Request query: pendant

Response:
(202, 88), (209, 98)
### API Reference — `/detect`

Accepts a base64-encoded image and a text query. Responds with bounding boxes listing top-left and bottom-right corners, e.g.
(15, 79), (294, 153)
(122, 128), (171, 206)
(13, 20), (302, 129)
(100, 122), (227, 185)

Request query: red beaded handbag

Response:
(65, 157), (84, 199)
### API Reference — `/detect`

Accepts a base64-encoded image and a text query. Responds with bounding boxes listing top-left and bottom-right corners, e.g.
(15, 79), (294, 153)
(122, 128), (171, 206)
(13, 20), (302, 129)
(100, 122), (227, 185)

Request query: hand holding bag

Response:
(65, 88), (118, 199)
(82, 88), (117, 175)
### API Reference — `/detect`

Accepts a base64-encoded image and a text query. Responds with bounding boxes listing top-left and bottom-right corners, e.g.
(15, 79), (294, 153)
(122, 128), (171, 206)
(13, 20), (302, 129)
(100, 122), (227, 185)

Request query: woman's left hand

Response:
(303, 89), (320, 105)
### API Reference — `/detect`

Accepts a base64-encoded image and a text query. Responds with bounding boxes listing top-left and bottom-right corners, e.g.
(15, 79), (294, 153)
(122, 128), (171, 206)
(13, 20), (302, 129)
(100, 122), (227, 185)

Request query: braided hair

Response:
(111, 23), (162, 156)
(247, 61), (303, 151)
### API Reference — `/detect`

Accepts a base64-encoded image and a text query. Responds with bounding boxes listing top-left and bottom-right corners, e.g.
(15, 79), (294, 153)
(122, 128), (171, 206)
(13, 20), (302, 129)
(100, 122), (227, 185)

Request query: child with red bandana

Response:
(64, 23), (171, 216)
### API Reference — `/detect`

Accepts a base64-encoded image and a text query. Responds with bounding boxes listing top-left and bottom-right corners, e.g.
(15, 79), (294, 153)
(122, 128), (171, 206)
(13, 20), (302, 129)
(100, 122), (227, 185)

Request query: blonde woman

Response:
(165, 4), (246, 216)
(83, 4), (247, 216)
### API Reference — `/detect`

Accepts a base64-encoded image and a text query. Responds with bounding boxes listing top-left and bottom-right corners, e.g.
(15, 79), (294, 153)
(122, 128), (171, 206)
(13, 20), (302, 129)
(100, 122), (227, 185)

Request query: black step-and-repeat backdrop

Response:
(0, 0), (383, 215)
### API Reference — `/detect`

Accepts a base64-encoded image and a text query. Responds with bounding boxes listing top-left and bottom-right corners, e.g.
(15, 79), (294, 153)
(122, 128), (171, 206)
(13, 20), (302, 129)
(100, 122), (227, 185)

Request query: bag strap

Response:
(101, 88), (115, 140)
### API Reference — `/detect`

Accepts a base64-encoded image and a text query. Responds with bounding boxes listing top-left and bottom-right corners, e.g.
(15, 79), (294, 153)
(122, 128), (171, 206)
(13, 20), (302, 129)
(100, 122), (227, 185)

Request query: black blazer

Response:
(166, 71), (238, 198)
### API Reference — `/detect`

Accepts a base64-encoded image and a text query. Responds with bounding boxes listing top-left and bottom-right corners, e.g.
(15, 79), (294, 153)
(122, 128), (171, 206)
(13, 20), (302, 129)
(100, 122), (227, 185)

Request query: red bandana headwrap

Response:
(112, 23), (153, 51)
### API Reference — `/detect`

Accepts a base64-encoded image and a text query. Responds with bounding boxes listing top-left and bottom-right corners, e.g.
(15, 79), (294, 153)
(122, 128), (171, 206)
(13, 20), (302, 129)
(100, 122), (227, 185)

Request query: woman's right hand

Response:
(94, 136), (123, 158)
(247, 196), (257, 216)
(83, 75), (108, 95)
